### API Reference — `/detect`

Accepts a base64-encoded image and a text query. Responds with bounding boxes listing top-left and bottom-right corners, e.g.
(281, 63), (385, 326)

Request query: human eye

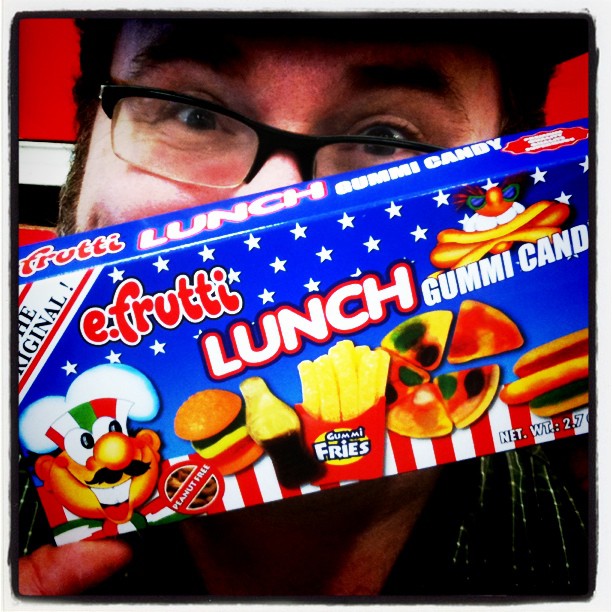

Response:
(112, 90), (258, 182)
(316, 117), (426, 177)
(356, 115), (421, 140)
(359, 124), (410, 142)
(316, 115), (428, 176)
(351, 118), (423, 157)
(174, 105), (218, 131)
(120, 96), (232, 153)
(123, 97), (218, 132)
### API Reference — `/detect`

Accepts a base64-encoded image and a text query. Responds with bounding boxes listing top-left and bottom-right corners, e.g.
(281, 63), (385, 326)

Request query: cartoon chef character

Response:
(19, 364), (162, 533)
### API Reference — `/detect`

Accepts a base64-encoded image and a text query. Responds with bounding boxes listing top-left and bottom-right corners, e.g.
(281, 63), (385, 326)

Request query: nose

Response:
(482, 186), (514, 217)
(93, 432), (135, 471)
(234, 151), (307, 197)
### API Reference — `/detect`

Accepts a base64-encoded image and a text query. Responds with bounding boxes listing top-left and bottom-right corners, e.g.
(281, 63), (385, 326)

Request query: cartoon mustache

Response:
(86, 460), (151, 485)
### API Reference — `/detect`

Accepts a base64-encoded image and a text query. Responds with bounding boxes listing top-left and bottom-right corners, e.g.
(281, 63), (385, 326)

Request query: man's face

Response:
(73, 20), (503, 231)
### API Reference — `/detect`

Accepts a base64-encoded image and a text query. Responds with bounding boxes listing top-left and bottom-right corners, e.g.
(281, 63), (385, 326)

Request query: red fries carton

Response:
(296, 396), (388, 486)
(17, 121), (590, 544)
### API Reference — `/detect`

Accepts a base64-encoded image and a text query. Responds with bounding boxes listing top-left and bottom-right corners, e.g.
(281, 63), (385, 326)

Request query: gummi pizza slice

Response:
(434, 364), (500, 428)
(381, 310), (453, 371)
(385, 352), (430, 405)
(386, 382), (453, 438)
(447, 300), (523, 364)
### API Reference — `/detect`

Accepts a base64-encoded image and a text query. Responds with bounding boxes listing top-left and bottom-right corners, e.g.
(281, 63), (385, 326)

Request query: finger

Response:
(18, 540), (133, 596)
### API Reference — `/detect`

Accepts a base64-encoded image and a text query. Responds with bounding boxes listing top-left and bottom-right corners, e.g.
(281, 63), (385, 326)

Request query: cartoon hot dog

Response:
(500, 328), (589, 417)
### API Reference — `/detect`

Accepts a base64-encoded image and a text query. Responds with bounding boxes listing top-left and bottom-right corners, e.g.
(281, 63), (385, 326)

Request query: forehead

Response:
(112, 18), (497, 80)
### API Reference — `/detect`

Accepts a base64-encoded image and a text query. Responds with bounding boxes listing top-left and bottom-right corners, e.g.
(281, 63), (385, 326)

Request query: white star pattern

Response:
(481, 178), (499, 191)
(258, 289), (275, 304)
(108, 267), (124, 283)
(105, 350), (122, 364)
(433, 190), (451, 207)
(270, 257), (287, 273)
(304, 278), (321, 292)
(227, 268), (241, 284)
(337, 213), (355, 229)
(316, 246), (333, 262)
(61, 361), (77, 375)
(153, 256), (169, 272)
(556, 192), (572, 205)
(150, 340), (166, 355)
(199, 245), (215, 261)
(411, 226), (428, 241)
(25, 137), (589, 483)
(363, 236), (381, 252)
(530, 167), (547, 184)
(385, 201), (403, 217)
(290, 223), (308, 239)
(579, 156), (589, 173)
(244, 234), (261, 250)
(458, 214), (473, 229)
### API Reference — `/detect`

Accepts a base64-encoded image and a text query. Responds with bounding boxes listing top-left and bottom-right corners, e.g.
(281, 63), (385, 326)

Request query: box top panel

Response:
(18, 120), (589, 284)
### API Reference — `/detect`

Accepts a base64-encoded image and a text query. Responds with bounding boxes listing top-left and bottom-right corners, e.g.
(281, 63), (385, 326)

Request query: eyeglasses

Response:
(99, 84), (444, 188)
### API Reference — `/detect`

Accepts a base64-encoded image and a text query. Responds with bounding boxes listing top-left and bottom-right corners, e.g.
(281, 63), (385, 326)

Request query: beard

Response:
(55, 104), (97, 236)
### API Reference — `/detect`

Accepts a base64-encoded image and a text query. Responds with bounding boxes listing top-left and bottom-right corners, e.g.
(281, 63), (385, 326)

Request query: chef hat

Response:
(45, 397), (133, 451)
(19, 364), (159, 454)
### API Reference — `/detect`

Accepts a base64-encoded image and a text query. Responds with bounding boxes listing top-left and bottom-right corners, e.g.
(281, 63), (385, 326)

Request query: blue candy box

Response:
(17, 120), (590, 544)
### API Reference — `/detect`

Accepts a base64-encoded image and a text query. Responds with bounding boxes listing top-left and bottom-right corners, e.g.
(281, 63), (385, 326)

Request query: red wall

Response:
(17, 18), (589, 143)
(18, 18), (80, 142)
(545, 54), (589, 125)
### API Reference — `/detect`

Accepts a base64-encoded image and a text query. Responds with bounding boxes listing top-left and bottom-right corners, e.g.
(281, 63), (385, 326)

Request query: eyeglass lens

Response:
(111, 95), (427, 187)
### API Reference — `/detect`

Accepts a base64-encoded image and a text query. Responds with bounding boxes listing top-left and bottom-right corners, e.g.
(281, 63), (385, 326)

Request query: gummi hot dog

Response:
(501, 329), (589, 417)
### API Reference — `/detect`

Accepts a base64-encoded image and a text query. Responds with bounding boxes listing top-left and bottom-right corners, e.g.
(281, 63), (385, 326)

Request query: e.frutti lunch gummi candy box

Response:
(17, 120), (590, 544)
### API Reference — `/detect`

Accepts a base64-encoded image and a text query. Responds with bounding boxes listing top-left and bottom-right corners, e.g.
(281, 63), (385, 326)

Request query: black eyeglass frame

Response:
(99, 84), (444, 185)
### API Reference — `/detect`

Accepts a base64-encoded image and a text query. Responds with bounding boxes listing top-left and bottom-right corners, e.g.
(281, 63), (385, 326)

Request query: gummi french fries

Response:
(298, 340), (390, 422)
(297, 360), (320, 419)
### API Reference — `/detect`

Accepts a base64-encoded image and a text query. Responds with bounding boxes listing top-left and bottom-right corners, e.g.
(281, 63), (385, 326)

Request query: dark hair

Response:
(71, 16), (589, 134)
(56, 15), (588, 234)
(72, 19), (121, 131)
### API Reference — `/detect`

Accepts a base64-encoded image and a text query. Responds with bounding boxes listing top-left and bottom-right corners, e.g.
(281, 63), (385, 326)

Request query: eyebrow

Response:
(128, 28), (460, 110)
(129, 31), (244, 79)
(355, 63), (453, 97)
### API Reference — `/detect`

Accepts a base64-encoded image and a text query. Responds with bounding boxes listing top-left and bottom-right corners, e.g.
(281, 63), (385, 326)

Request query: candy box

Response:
(16, 120), (590, 545)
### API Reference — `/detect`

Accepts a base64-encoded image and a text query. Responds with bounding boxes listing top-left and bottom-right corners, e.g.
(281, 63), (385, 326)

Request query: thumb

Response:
(18, 540), (133, 596)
